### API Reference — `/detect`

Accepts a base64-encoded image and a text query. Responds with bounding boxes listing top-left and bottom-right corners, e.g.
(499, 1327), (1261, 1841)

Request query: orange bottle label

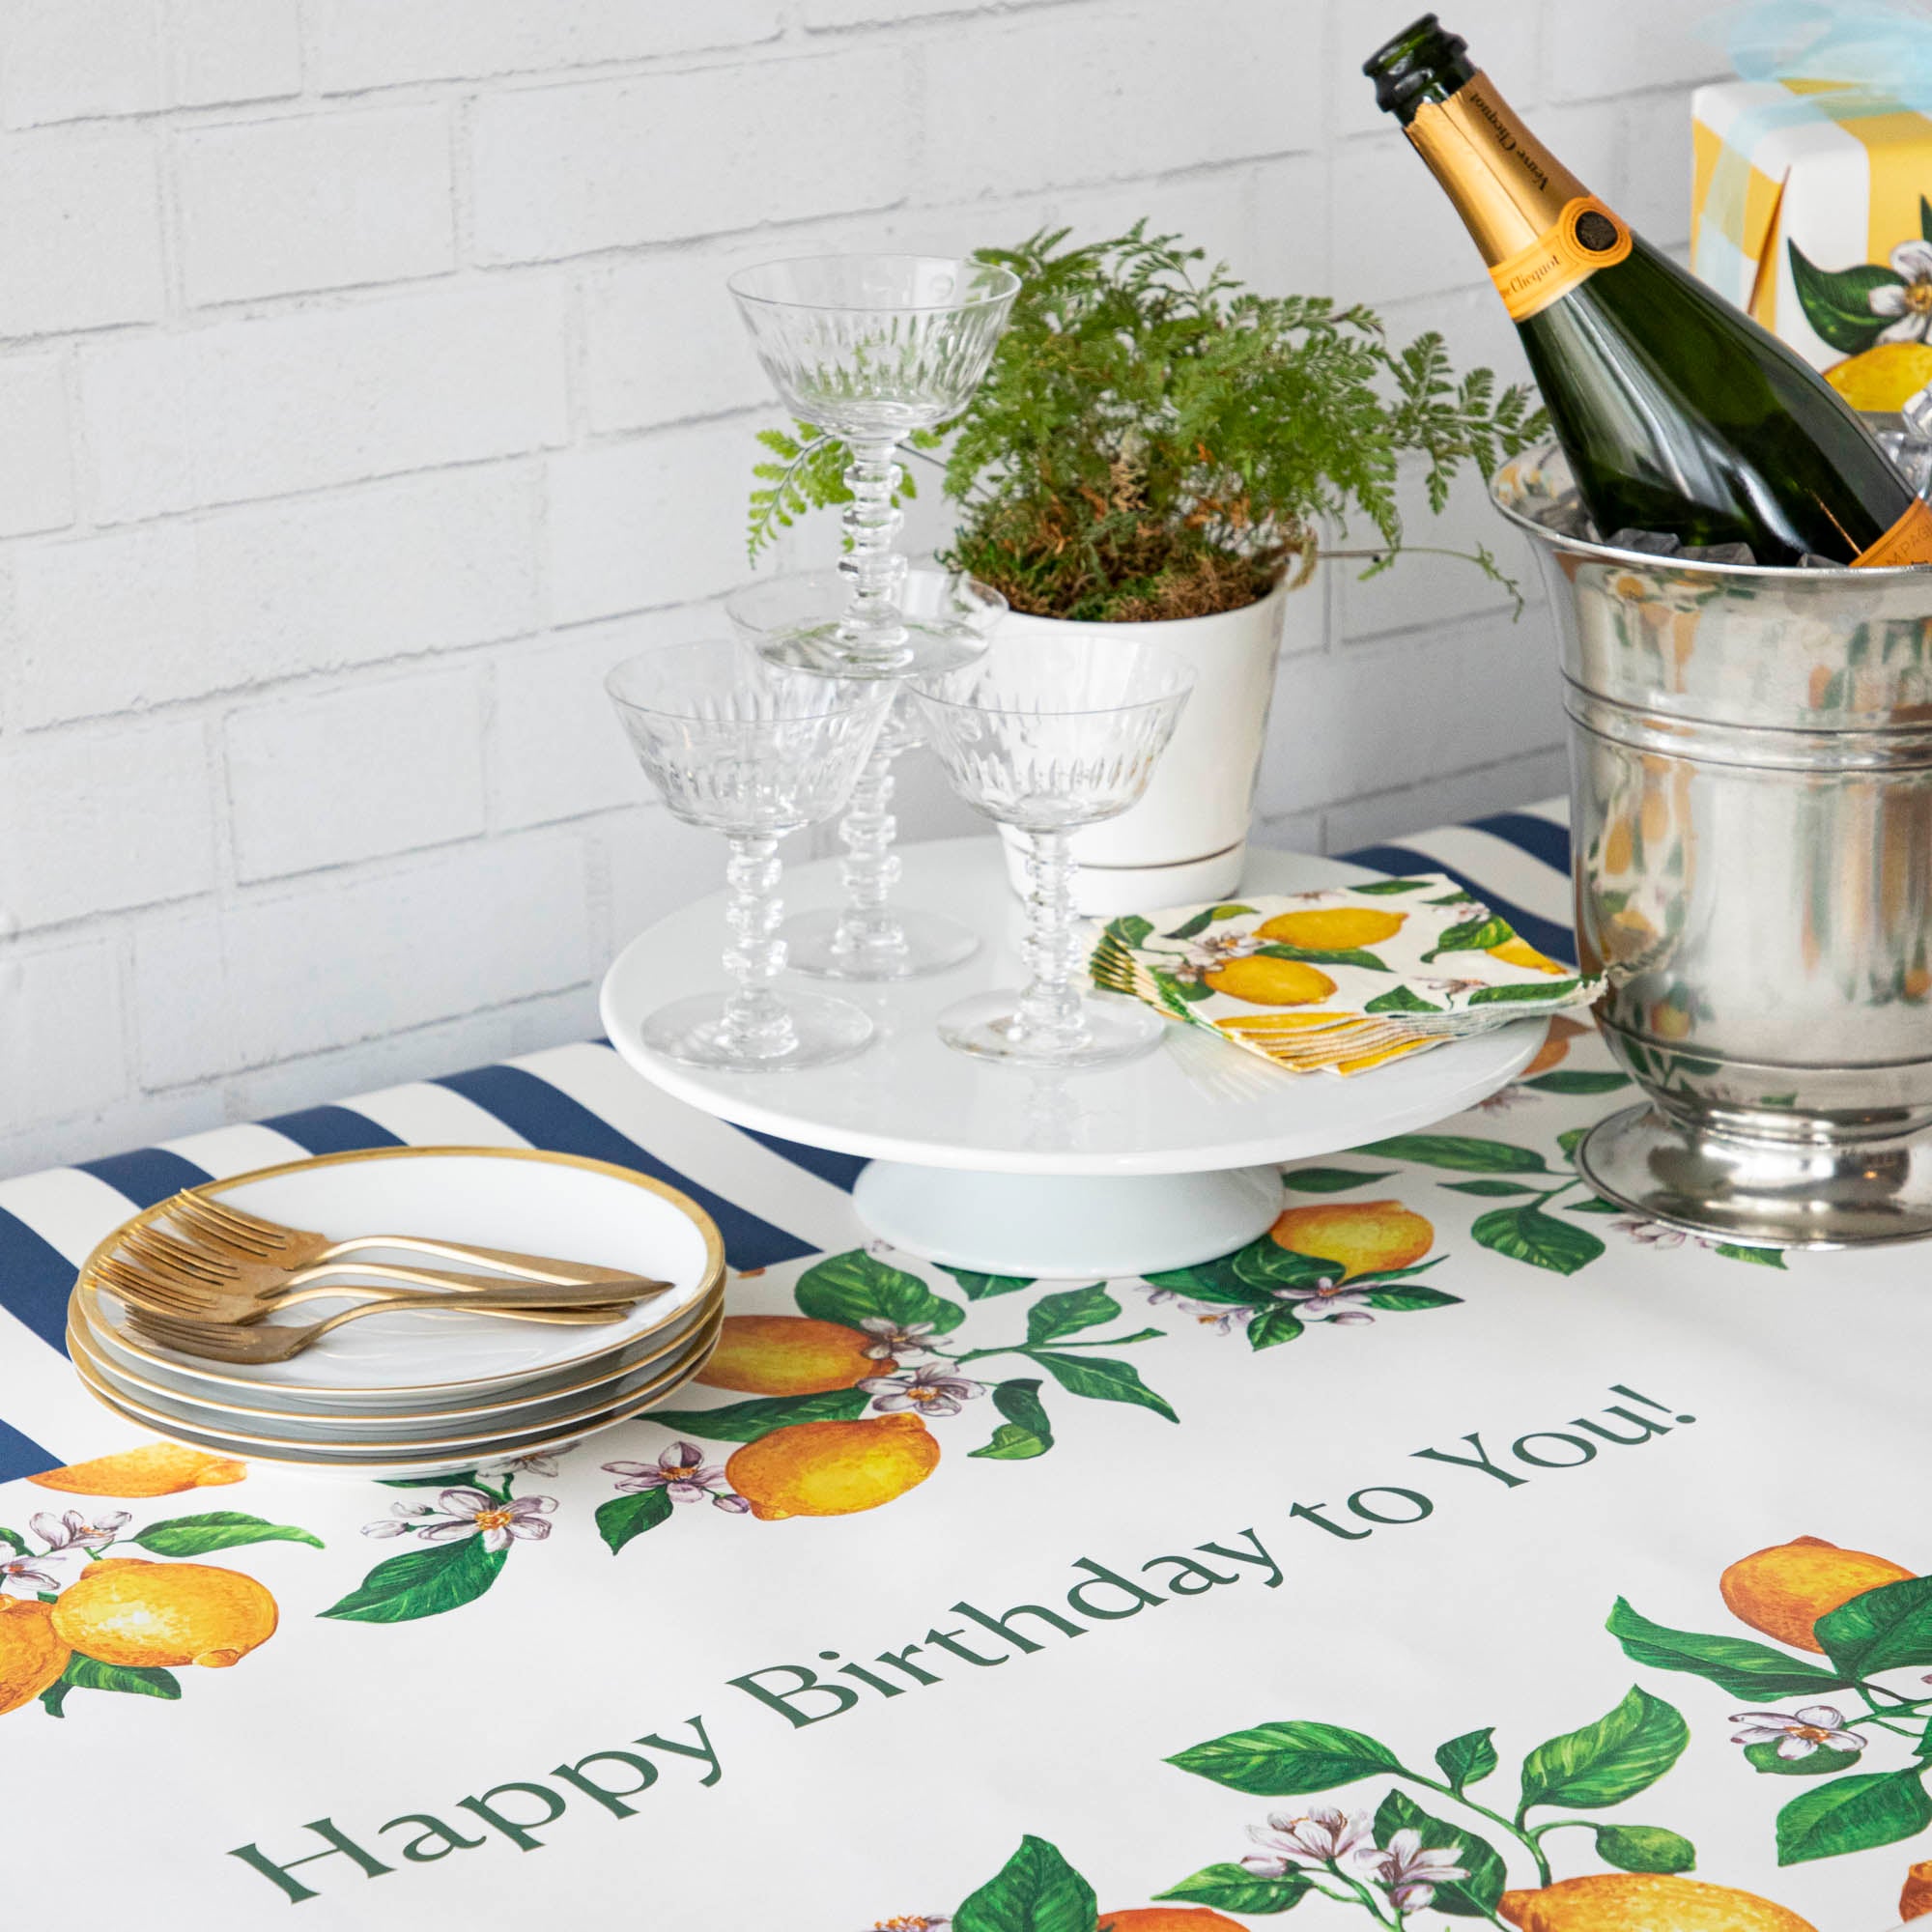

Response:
(1488, 196), (1633, 321)
(1853, 497), (1932, 567)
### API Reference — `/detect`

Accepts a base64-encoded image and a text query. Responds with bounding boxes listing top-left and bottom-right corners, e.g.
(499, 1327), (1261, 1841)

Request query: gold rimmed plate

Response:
(74, 1146), (726, 1405)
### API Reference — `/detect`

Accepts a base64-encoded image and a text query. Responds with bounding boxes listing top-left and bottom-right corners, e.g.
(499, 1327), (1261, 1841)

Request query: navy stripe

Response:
(1469, 810), (1572, 878)
(0, 1411), (56, 1485)
(264, 1105), (406, 1156)
(76, 1147), (210, 1208)
(1337, 842), (1576, 964)
(731, 1123), (867, 1192)
(434, 1065), (816, 1270)
(0, 1207), (77, 1355)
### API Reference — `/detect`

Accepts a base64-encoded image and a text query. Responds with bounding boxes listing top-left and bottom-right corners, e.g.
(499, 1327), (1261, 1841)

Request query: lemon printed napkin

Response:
(1090, 874), (1603, 1074)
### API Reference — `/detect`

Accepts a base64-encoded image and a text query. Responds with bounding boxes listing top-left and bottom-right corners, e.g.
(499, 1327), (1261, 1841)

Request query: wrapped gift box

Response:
(1692, 76), (1932, 406)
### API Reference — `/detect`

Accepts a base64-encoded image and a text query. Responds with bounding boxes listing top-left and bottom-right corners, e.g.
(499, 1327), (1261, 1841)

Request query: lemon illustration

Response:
(1719, 1535), (1914, 1653)
(1824, 338), (1932, 412)
(696, 1315), (886, 1397)
(724, 1414), (939, 1520)
(1522, 1013), (1588, 1077)
(1099, 1912), (1247, 1931)
(51, 1557), (277, 1669)
(1499, 1872), (1815, 1931)
(1256, 907), (1406, 951)
(1203, 956), (1337, 1006)
(1488, 935), (1572, 977)
(0, 1599), (70, 1717)
(30, 1442), (245, 1498)
(1269, 1200), (1434, 1278)
(1900, 1859), (1932, 1920)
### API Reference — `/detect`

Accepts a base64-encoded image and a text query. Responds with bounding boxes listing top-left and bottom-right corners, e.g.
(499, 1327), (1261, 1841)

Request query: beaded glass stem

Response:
(729, 256), (1018, 979)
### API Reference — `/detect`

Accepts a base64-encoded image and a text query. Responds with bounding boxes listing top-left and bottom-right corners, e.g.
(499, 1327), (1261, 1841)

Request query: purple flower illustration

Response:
(362, 1487), (556, 1551)
(858, 1364), (985, 1418)
(858, 1317), (935, 1361)
(30, 1509), (130, 1554)
(1870, 240), (1932, 342)
(0, 1551), (68, 1596)
(1271, 1280), (1376, 1324)
(605, 1441), (750, 1513)
(1729, 1706), (1865, 1761)
(1184, 1301), (1255, 1336)
(1243, 1804), (1374, 1875)
(476, 1448), (572, 1479)
(866, 1918), (951, 1931)
(1367, 1829), (1468, 1912)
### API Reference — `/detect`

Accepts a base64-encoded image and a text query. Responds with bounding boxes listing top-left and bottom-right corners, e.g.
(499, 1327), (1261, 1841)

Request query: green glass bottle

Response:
(1363, 14), (1932, 566)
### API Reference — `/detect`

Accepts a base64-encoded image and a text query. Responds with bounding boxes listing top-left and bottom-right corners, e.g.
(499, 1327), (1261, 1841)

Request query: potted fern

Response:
(747, 226), (1544, 910)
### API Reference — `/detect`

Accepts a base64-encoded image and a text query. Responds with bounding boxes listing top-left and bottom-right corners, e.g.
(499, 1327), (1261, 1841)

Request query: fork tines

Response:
(122, 1305), (275, 1361)
(166, 1189), (293, 1259)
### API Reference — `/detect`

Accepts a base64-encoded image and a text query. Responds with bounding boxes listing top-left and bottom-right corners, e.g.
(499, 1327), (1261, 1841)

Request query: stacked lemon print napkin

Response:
(1089, 875), (1603, 1075)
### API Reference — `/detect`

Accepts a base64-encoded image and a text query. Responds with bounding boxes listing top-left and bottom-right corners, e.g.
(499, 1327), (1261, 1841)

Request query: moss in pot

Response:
(747, 225), (1546, 909)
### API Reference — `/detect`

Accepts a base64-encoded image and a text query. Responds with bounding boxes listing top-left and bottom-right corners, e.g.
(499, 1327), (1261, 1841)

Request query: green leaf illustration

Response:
(1365, 985), (1444, 1014)
(955, 1834), (1097, 1932)
(1921, 190), (1932, 243)
(1435, 1726), (1498, 1793)
(1568, 1197), (1624, 1213)
(1232, 1241), (1340, 1293)
(1358, 1133), (1549, 1174)
(1556, 1125), (1589, 1159)
(1423, 913), (1514, 958)
(1468, 978), (1584, 1004)
(794, 1248), (965, 1335)
(1104, 915), (1153, 950)
(1351, 878), (1433, 895)
(1596, 1823), (1694, 1874)
(1362, 1284), (1462, 1311)
(1815, 1574), (1932, 1680)
(596, 1486), (673, 1556)
(970, 1380), (1054, 1461)
(1152, 968), (1214, 1008)
(1776, 1768), (1932, 1865)
(1607, 1598), (1853, 1702)
(1026, 1350), (1178, 1423)
(0, 1526), (25, 1556)
(1374, 1787), (1506, 1916)
(132, 1511), (324, 1556)
(1255, 942), (1390, 972)
(1155, 1862), (1310, 1913)
(1747, 1740), (1863, 1777)
(647, 1387), (871, 1441)
(1519, 1686), (1689, 1810)
(1523, 1070), (1630, 1094)
(1712, 1242), (1786, 1268)
(1163, 903), (1257, 940)
(1787, 240), (1898, 355)
(940, 1267), (1035, 1300)
(1027, 1285), (1120, 1345)
(1471, 1203), (1605, 1274)
(1246, 1304), (1305, 1350)
(1441, 1179), (1541, 1196)
(1168, 1719), (1402, 1795)
(1281, 1166), (1395, 1193)
(41, 1654), (181, 1718)
(320, 1535), (506, 1624)
(1141, 1258), (1265, 1307)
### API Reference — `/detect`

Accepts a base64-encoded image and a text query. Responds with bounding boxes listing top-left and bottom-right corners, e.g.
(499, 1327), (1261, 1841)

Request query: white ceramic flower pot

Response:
(996, 574), (1308, 915)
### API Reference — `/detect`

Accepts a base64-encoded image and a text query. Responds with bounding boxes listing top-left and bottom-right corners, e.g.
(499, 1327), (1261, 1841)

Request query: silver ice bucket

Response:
(1492, 445), (1932, 1247)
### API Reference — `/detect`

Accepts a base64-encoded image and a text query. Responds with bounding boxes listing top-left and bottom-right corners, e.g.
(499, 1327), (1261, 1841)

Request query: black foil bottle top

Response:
(1362, 14), (1476, 124)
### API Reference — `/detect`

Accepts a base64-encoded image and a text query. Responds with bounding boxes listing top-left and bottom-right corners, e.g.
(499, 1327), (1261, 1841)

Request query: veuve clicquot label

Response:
(1367, 15), (1932, 569)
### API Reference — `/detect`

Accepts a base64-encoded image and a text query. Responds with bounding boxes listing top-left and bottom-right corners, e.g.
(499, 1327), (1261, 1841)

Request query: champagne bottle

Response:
(1363, 14), (1932, 567)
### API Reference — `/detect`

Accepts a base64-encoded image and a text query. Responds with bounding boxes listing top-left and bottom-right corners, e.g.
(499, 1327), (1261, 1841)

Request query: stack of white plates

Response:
(67, 1147), (727, 1479)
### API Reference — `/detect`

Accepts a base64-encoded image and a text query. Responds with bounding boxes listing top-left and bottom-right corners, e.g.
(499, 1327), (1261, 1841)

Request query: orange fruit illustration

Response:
(1270, 1200), (1434, 1279)
(1488, 935), (1572, 977)
(1099, 1913), (1246, 1931)
(725, 1414), (939, 1521)
(1204, 956), (1337, 1006)
(1719, 1535), (1914, 1653)
(697, 1315), (885, 1396)
(0, 1599), (70, 1717)
(1522, 1014), (1588, 1077)
(1500, 1872), (1814, 1931)
(1256, 907), (1406, 951)
(30, 1443), (245, 1497)
(51, 1557), (277, 1669)
(1901, 1860), (1932, 1920)
(1602, 813), (1635, 874)
(1824, 338), (1932, 412)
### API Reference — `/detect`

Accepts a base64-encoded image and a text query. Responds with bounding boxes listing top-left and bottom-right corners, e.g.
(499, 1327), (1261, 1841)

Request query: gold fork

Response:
(124, 1289), (640, 1365)
(94, 1253), (664, 1328)
(119, 1220), (671, 1306)
(164, 1189), (640, 1287)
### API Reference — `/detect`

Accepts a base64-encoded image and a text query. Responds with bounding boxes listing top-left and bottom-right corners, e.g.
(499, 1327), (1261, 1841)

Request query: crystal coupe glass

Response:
(728, 255), (1019, 980)
(606, 641), (891, 1071)
(725, 566), (1008, 980)
(910, 639), (1194, 1068)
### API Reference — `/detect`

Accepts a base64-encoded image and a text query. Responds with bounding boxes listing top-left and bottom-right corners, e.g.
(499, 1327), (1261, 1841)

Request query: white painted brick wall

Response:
(0, 0), (1739, 1172)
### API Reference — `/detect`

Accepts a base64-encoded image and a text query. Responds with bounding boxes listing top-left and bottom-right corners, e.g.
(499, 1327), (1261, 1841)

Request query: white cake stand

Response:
(601, 838), (1543, 1276)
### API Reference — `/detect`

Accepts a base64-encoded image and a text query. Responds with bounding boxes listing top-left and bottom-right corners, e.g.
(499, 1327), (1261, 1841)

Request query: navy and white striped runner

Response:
(0, 804), (1573, 1481)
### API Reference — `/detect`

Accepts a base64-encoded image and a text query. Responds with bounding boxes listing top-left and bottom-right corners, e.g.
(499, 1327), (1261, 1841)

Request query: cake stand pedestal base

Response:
(852, 1160), (1283, 1277)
